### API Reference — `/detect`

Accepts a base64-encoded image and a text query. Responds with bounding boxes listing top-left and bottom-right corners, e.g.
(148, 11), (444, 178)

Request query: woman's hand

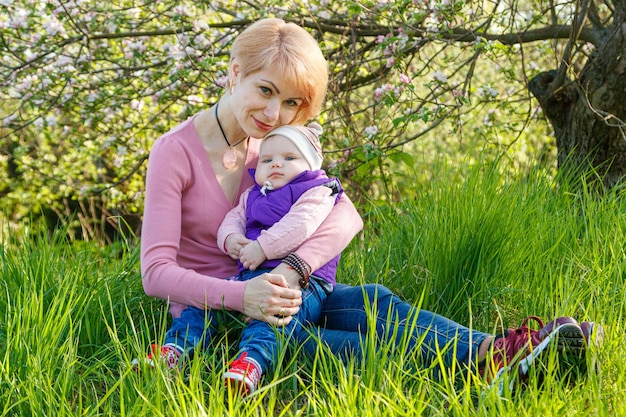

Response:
(270, 262), (303, 289)
(242, 272), (302, 326)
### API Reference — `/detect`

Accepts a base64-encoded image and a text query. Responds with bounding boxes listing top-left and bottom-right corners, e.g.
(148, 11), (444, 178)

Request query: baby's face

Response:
(255, 135), (310, 189)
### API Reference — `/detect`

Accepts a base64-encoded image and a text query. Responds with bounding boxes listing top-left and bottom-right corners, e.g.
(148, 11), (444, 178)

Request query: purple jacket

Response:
(243, 169), (343, 285)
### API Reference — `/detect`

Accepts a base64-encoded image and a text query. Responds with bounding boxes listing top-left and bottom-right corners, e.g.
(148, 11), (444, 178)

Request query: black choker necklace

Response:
(215, 101), (247, 169)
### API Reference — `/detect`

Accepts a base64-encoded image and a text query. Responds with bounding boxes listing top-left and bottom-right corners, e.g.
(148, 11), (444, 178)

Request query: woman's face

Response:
(230, 63), (305, 139)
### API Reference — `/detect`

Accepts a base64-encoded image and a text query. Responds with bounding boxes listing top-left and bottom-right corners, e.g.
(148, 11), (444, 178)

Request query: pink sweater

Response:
(141, 116), (363, 318)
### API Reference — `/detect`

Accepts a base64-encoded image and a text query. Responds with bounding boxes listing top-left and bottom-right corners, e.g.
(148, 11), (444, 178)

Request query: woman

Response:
(138, 18), (591, 394)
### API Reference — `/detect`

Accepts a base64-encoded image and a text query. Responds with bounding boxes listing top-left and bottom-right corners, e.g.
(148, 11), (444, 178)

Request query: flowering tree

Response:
(1, 0), (623, 240)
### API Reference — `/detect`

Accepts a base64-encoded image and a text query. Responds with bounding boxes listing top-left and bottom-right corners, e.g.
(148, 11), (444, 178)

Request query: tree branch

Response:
(446, 24), (602, 46)
(552, 0), (591, 91)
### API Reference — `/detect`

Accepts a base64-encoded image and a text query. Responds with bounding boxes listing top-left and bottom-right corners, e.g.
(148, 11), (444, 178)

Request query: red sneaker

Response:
(131, 344), (182, 370)
(483, 316), (586, 391)
(223, 352), (262, 396)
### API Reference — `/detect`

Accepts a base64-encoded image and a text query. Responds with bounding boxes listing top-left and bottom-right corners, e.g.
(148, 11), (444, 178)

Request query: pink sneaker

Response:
(579, 321), (604, 347)
(483, 316), (586, 392)
(537, 316), (587, 354)
(223, 352), (262, 396)
(131, 344), (182, 370)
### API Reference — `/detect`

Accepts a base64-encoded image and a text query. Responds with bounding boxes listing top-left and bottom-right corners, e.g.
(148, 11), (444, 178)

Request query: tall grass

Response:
(1, 159), (624, 416)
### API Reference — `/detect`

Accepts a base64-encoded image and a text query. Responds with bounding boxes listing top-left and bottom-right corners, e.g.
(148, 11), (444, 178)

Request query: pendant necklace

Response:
(215, 102), (248, 170)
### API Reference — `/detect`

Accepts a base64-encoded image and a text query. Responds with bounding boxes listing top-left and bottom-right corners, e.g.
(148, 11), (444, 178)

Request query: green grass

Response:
(1, 160), (624, 416)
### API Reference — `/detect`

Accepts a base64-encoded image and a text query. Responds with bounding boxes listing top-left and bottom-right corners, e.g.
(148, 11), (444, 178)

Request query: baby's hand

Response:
(239, 241), (267, 271)
(224, 233), (250, 260)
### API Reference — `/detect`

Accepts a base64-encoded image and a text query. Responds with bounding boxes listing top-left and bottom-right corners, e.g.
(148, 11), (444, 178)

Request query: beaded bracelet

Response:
(282, 253), (311, 289)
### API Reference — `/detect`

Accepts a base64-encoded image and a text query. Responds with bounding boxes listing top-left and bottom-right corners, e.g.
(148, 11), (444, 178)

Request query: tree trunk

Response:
(528, 8), (626, 188)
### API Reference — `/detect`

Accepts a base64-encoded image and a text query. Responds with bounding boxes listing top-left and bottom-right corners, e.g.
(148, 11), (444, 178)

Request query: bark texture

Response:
(528, 5), (626, 188)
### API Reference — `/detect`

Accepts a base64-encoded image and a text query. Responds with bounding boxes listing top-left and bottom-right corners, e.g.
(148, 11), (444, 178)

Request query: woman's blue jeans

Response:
(301, 283), (490, 368)
(165, 281), (490, 372)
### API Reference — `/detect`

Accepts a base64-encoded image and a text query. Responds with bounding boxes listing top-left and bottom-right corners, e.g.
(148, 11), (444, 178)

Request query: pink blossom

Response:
(327, 157), (346, 170)
(364, 126), (379, 137)
(374, 83), (393, 100)
(57, 55), (74, 66)
(15, 74), (37, 94)
(194, 34), (210, 48)
(8, 8), (30, 29)
(193, 19), (209, 32)
(130, 99), (144, 111)
(43, 16), (65, 36)
(173, 5), (190, 16)
(215, 75), (228, 88)
(399, 73), (412, 84)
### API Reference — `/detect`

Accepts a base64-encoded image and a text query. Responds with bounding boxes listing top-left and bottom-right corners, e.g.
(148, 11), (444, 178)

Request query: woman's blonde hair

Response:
(230, 18), (328, 124)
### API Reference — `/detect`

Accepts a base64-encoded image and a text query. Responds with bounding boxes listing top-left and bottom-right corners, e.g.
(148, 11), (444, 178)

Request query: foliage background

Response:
(1, 2), (624, 414)
(0, 0), (570, 241)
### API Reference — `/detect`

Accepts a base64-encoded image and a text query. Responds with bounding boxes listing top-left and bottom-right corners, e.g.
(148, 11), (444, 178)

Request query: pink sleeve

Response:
(217, 188), (250, 253)
(257, 186), (335, 260)
(294, 192), (363, 271)
(141, 133), (247, 315)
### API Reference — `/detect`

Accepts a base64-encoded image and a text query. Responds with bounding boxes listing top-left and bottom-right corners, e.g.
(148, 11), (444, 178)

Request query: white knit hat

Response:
(263, 122), (323, 170)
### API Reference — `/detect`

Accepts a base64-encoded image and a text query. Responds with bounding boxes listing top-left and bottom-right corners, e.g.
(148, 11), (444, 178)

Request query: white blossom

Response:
(8, 8), (30, 29)
(42, 15), (64, 36)
(45, 114), (58, 127)
(433, 70), (447, 83)
(364, 126), (379, 137)
(478, 86), (498, 98)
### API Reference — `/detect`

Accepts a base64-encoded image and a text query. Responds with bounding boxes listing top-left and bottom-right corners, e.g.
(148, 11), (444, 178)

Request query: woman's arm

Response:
(294, 192), (363, 272)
